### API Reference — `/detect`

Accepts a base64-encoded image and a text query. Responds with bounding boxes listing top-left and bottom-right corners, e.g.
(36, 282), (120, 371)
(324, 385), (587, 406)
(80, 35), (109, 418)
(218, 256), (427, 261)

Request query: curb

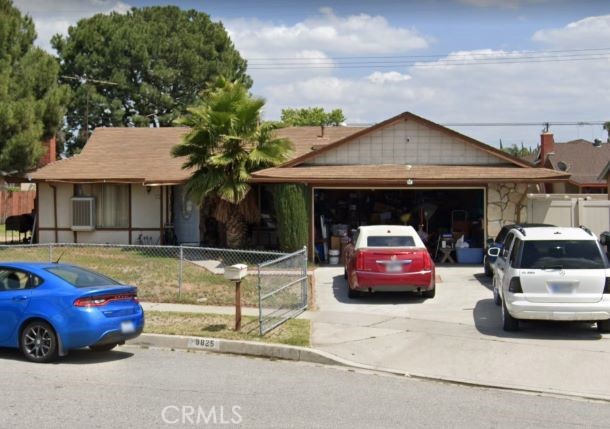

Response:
(128, 333), (610, 403)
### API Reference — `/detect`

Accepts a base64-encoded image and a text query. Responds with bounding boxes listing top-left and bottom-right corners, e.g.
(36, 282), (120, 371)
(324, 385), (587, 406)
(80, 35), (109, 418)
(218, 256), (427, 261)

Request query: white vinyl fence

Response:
(527, 194), (610, 237)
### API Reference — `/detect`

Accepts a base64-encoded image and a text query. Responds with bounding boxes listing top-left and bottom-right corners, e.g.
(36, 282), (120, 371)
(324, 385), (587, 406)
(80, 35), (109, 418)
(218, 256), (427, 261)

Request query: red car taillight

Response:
(423, 252), (432, 270)
(74, 293), (137, 307)
(355, 251), (365, 270)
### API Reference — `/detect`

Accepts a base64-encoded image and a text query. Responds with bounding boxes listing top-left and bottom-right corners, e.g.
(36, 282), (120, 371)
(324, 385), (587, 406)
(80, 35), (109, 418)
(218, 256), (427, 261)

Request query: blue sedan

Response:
(0, 262), (144, 363)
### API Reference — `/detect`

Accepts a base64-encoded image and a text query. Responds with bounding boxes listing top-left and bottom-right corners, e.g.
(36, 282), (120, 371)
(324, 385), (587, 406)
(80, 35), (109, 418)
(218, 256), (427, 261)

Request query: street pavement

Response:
(1, 346), (609, 428)
(308, 265), (610, 400)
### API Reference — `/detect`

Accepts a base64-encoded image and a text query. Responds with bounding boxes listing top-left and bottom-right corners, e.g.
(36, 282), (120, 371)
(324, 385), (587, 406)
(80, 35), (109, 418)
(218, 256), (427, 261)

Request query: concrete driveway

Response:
(307, 265), (610, 400)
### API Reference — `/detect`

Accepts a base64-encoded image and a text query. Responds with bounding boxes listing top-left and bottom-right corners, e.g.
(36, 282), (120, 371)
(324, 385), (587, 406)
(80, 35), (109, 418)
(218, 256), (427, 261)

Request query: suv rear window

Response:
(520, 240), (606, 269)
(367, 236), (416, 247)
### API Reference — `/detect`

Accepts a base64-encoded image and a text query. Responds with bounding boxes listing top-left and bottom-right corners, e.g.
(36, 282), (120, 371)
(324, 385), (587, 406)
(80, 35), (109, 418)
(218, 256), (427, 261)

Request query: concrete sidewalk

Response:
(310, 266), (610, 400)
(140, 302), (260, 317)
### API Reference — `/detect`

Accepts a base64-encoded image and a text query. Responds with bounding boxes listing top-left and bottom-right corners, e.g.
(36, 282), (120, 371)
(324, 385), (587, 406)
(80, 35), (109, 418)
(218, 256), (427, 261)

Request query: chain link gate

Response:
(257, 247), (308, 335)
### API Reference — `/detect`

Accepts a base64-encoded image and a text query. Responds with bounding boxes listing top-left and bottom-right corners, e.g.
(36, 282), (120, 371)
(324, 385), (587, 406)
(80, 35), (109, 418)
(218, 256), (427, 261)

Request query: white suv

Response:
(489, 226), (610, 332)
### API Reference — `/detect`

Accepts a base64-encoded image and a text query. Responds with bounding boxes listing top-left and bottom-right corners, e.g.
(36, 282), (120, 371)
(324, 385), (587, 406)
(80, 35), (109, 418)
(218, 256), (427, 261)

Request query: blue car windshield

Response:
(46, 265), (121, 288)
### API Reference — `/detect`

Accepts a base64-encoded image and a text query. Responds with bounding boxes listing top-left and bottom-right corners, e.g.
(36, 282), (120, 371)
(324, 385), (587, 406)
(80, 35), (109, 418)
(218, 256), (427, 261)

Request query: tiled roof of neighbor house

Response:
(250, 164), (570, 185)
(30, 126), (363, 184)
(546, 139), (610, 186)
(30, 128), (193, 184)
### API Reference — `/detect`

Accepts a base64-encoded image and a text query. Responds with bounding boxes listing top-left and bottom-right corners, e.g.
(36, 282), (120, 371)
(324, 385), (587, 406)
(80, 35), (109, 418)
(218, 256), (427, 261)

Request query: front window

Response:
(519, 240), (606, 269)
(367, 236), (416, 247)
(46, 265), (121, 288)
(76, 184), (129, 228)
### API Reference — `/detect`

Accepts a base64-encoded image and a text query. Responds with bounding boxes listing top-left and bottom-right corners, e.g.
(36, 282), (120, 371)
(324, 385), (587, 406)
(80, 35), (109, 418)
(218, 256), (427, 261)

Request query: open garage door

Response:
(313, 188), (485, 264)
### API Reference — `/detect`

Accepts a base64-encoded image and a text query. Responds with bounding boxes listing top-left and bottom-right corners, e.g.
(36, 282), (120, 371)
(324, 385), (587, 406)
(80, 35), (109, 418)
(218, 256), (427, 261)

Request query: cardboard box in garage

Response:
(330, 236), (341, 250)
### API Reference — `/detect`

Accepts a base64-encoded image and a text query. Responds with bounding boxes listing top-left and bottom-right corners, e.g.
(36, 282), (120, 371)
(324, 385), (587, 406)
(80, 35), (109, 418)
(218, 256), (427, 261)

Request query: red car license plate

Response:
(386, 262), (402, 272)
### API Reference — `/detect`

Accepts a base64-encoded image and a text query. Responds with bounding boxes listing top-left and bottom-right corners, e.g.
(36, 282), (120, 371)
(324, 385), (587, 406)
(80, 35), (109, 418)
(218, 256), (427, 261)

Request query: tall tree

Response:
(281, 107), (345, 127)
(172, 78), (293, 248)
(52, 6), (250, 153)
(0, 0), (69, 172)
(502, 143), (534, 158)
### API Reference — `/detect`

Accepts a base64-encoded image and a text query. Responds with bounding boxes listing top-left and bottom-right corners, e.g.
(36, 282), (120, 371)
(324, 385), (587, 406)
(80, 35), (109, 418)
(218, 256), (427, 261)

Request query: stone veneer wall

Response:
(487, 183), (531, 238)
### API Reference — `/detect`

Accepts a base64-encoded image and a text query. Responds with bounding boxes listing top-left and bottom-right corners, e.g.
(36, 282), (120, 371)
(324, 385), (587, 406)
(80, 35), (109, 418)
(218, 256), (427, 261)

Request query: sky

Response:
(12, 0), (610, 148)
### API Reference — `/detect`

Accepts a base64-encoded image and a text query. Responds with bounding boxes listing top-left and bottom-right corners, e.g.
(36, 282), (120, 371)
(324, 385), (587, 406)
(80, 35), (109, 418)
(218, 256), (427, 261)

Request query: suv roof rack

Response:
(579, 225), (593, 236)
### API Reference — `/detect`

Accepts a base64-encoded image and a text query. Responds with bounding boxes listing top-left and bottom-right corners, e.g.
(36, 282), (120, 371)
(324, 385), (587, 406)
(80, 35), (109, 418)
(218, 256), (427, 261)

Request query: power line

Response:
(246, 47), (610, 62)
(247, 53), (610, 69)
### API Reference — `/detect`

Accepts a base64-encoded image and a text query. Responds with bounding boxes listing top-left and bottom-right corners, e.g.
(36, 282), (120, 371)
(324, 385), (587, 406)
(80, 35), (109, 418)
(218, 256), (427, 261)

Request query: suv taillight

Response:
(604, 278), (610, 294)
(508, 277), (523, 293)
(355, 251), (365, 270)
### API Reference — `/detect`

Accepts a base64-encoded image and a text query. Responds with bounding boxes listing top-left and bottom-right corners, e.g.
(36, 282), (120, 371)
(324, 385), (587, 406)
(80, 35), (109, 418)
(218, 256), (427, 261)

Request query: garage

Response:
(250, 112), (570, 260)
(313, 187), (485, 263)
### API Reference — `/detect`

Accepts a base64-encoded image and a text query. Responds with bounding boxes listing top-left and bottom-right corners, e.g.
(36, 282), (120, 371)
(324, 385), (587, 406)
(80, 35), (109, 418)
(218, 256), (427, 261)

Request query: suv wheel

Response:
(493, 282), (501, 306)
(597, 319), (610, 333)
(484, 258), (493, 277)
(501, 300), (519, 331)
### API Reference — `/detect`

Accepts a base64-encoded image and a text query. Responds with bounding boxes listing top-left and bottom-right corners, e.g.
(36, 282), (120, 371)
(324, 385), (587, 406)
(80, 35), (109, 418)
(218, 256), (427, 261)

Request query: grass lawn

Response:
(0, 246), (262, 306)
(144, 311), (310, 347)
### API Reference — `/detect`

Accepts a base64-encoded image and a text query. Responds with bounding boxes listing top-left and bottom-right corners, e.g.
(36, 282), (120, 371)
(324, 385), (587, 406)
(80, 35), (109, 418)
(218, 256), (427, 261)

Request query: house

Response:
(530, 133), (610, 194)
(29, 126), (362, 245)
(29, 112), (568, 251)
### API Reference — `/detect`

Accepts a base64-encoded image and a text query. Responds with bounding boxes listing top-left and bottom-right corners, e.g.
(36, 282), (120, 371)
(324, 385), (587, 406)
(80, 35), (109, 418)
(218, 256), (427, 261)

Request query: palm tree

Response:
(172, 78), (293, 248)
(604, 121), (610, 143)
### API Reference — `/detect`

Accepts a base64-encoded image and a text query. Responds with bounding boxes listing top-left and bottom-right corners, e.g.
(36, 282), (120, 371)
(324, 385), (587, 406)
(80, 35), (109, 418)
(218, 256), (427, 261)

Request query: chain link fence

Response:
(257, 247), (308, 335)
(0, 243), (308, 334)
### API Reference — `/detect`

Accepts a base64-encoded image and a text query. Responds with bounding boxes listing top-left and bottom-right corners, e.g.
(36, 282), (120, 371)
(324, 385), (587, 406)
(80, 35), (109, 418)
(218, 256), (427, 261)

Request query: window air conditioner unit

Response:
(71, 197), (95, 231)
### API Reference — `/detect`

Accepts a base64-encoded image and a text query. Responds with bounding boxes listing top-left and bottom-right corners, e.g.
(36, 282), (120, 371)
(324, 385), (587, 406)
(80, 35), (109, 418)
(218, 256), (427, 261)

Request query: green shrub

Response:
(272, 184), (308, 252)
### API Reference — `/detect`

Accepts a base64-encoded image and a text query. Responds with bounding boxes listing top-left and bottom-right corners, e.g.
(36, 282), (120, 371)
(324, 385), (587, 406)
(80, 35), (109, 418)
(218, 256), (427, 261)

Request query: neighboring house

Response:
(29, 126), (362, 245)
(530, 133), (610, 194)
(250, 112), (569, 258)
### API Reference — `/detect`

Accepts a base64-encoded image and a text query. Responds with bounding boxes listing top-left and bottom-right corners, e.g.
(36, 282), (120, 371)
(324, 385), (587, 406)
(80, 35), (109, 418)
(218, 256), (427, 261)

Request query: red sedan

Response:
(344, 225), (435, 299)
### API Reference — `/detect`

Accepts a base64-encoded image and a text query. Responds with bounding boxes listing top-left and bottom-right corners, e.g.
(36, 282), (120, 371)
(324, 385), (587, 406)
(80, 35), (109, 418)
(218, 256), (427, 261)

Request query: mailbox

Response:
(224, 264), (248, 281)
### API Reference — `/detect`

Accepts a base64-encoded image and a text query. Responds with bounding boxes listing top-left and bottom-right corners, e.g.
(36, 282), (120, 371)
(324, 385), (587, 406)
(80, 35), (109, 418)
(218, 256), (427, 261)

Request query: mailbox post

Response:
(224, 264), (248, 331)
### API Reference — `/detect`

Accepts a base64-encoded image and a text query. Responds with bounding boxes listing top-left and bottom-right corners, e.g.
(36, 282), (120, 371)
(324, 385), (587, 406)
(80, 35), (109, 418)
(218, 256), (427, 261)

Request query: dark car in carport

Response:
(483, 223), (554, 277)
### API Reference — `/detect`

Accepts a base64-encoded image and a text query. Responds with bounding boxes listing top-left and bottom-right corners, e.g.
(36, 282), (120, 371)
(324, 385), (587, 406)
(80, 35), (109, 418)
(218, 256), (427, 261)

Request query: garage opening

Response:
(313, 188), (485, 264)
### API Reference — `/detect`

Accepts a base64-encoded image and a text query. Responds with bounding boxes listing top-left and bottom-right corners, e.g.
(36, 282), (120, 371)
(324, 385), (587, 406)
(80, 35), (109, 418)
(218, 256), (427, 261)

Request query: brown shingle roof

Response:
(250, 164), (569, 185)
(30, 126), (363, 184)
(274, 126), (365, 159)
(30, 128), (193, 184)
(546, 139), (610, 185)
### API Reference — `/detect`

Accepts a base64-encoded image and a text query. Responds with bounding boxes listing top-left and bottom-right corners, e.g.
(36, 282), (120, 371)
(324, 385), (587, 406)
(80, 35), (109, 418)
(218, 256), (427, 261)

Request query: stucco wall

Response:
(487, 183), (531, 238)
(132, 185), (162, 229)
(306, 119), (512, 166)
(37, 182), (166, 244)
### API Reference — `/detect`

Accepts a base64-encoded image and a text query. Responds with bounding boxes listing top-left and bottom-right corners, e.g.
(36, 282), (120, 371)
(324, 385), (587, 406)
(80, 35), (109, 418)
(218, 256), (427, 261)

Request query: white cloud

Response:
(226, 8), (430, 58)
(367, 71), (412, 84)
(13, 0), (131, 52)
(532, 14), (610, 49)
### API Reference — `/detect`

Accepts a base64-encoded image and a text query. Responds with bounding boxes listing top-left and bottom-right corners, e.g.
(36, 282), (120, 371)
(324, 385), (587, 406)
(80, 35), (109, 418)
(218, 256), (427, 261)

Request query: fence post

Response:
(49, 243), (53, 263)
(257, 263), (263, 336)
(302, 246), (308, 308)
(178, 245), (183, 298)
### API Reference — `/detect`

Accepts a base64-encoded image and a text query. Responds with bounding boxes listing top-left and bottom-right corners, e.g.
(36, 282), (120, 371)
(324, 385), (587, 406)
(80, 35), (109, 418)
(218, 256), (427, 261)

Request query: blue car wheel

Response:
(20, 320), (58, 363)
